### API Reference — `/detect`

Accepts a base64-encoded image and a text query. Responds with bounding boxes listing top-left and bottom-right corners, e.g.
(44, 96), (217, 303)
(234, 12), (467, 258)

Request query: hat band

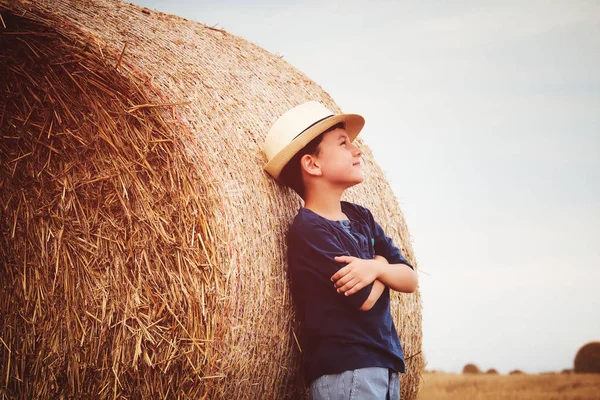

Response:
(292, 114), (334, 140)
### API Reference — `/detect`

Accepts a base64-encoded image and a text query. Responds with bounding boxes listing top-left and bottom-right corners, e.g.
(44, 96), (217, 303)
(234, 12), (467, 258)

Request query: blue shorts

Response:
(309, 367), (401, 400)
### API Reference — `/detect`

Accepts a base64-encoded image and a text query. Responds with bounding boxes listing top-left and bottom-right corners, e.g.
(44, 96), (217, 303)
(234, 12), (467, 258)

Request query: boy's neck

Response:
(303, 187), (347, 221)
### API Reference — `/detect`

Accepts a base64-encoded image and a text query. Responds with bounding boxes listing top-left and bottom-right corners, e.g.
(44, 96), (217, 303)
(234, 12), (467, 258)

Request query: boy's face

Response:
(313, 127), (364, 187)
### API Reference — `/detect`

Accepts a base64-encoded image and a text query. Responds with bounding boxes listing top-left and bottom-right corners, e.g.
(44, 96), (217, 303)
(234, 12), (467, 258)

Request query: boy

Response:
(262, 101), (417, 399)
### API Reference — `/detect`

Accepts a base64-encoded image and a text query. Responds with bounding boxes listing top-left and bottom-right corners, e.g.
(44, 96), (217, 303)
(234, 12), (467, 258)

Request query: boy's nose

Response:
(352, 144), (362, 158)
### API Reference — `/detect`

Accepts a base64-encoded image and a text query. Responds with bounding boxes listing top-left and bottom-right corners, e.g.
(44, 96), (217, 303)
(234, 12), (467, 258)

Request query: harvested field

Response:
(419, 372), (600, 400)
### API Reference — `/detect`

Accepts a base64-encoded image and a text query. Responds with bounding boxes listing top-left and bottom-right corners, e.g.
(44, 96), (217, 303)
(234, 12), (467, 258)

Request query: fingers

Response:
(342, 281), (366, 296)
(336, 277), (358, 294)
(334, 273), (354, 289)
(330, 263), (352, 282)
(334, 255), (356, 264)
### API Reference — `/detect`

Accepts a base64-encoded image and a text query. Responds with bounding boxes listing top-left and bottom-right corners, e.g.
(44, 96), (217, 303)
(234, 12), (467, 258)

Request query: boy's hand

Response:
(331, 256), (381, 296)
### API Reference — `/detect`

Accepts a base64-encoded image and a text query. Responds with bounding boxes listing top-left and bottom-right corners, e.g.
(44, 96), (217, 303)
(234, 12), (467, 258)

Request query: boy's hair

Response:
(279, 122), (345, 199)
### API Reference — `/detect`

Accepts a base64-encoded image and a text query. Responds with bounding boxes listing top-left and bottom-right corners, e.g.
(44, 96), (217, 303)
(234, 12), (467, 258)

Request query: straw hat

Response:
(263, 101), (365, 179)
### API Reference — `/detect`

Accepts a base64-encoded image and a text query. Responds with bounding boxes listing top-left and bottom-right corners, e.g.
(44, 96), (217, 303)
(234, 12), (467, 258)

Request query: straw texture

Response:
(0, 0), (423, 398)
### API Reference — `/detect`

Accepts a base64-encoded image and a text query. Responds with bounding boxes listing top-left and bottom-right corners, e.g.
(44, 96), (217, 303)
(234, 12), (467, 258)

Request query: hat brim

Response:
(263, 113), (365, 180)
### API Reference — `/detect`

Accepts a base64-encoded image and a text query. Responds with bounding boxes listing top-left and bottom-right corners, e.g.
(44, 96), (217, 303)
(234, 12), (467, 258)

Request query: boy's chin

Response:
(346, 175), (365, 188)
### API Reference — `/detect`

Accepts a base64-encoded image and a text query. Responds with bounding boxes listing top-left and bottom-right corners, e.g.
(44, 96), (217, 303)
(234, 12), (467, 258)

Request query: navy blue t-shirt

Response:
(287, 201), (414, 384)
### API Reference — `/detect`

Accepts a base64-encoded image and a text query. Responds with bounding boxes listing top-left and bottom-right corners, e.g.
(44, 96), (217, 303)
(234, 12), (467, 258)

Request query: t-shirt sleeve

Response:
(367, 210), (414, 270)
(288, 221), (373, 310)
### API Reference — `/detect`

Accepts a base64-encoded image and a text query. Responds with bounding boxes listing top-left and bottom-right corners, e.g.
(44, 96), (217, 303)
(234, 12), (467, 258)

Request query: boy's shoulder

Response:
(289, 207), (328, 238)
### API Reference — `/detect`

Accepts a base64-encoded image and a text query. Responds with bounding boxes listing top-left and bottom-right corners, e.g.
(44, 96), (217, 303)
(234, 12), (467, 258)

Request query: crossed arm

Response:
(331, 254), (418, 311)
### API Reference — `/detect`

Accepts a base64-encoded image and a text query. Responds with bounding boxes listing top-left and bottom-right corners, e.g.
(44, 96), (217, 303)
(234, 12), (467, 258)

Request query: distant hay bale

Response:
(574, 342), (600, 373)
(485, 368), (499, 375)
(463, 364), (481, 374)
(509, 369), (525, 375)
(0, 0), (423, 399)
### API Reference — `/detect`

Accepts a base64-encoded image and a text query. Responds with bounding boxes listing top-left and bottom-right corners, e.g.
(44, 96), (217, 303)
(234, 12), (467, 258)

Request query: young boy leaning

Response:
(262, 101), (418, 400)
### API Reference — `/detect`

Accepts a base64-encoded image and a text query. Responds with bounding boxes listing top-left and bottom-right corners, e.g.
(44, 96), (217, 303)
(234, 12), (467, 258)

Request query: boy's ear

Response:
(300, 154), (322, 177)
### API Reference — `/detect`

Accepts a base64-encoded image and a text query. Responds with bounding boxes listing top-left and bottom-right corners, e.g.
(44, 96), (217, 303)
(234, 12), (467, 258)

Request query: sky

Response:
(130, 0), (600, 374)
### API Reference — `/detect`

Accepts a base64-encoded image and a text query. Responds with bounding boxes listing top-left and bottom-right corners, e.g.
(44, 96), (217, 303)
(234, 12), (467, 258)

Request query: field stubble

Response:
(418, 372), (600, 400)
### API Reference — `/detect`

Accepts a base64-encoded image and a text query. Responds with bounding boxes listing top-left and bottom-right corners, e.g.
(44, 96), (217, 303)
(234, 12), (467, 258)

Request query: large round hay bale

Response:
(463, 364), (481, 374)
(0, 0), (422, 398)
(574, 342), (600, 373)
(485, 368), (499, 375)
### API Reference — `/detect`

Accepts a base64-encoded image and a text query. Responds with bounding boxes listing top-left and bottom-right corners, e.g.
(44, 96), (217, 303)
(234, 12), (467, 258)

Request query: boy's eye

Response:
(341, 140), (347, 145)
